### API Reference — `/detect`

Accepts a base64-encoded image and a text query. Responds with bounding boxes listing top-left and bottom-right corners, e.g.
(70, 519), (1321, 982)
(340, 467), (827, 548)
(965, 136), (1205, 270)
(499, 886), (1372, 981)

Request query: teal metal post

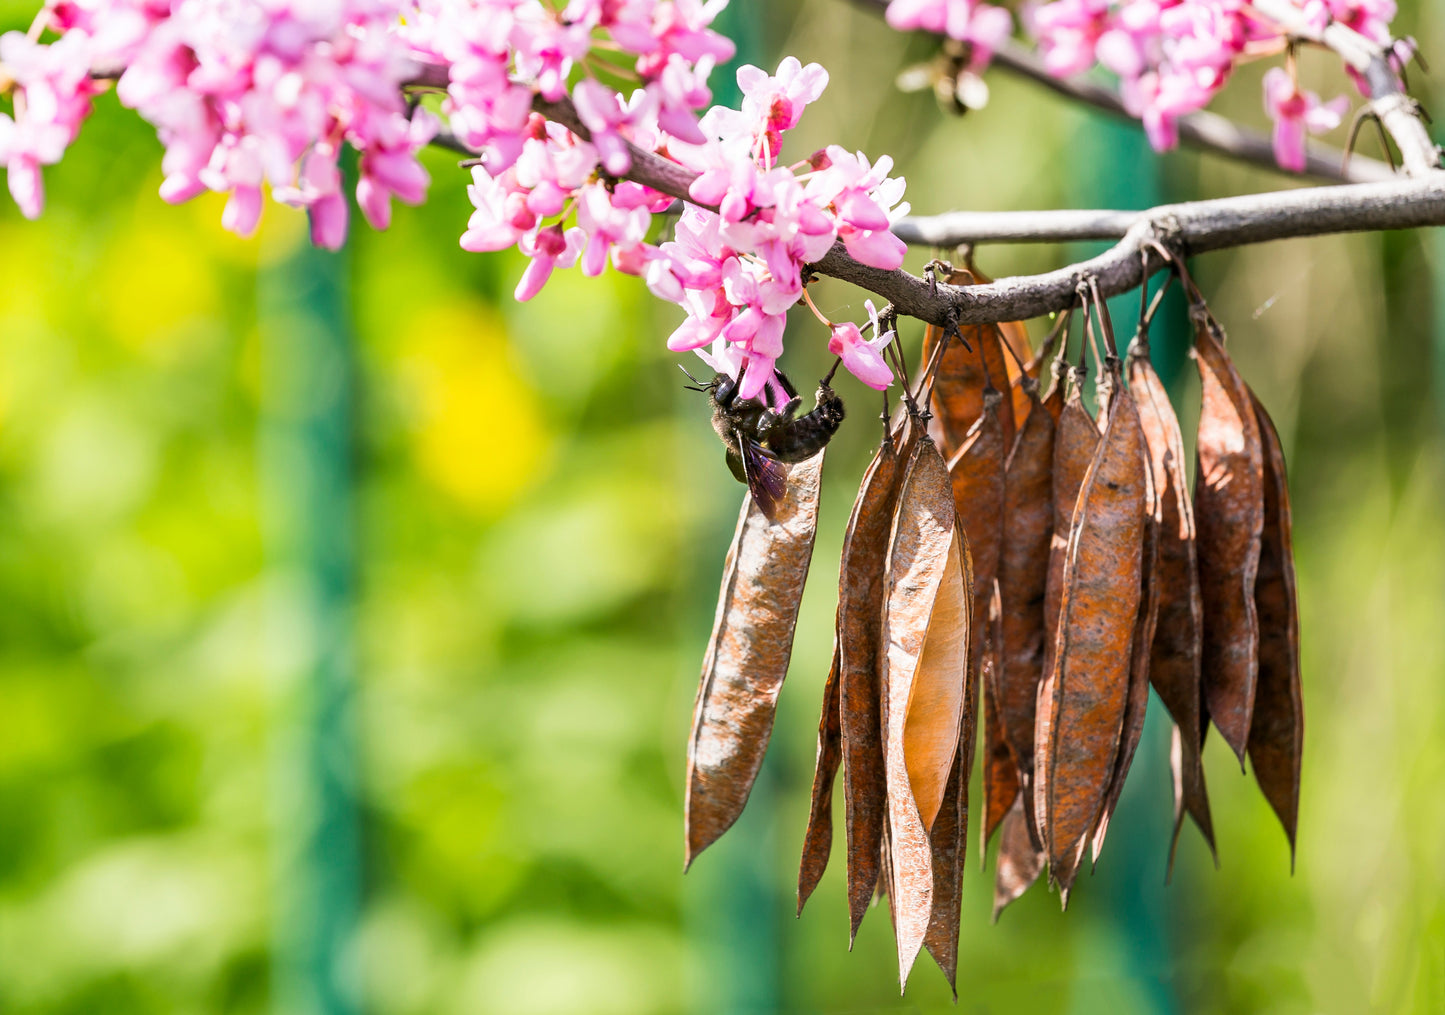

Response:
(260, 231), (363, 1015)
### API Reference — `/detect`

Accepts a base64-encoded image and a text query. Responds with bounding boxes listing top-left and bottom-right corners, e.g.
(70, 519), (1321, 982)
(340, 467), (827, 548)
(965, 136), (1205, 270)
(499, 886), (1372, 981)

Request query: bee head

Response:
(679, 364), (739, 406)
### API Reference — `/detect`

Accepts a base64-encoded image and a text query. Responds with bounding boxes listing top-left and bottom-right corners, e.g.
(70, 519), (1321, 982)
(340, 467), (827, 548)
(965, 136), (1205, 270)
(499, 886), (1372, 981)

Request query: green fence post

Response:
(260, 229), (363, 1015)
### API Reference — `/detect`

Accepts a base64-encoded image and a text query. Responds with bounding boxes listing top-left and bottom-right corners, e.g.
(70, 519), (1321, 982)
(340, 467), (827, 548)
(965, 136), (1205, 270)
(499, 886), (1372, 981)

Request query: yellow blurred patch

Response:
(97, 218), (221, 360)
(398, 303), (551, 515)
(186, 186), (308, 268)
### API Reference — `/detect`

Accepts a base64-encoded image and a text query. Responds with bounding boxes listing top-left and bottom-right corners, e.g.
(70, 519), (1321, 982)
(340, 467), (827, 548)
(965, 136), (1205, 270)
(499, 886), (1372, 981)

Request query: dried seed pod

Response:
(947, 387), (1007, 832)
(922, 740), (965, 997)
(921, 268), (1017, 454)
(992, 796), (1044, 922)
(880, 438), (967, 981)
(1090, 390), (1158, 864)
(920, 522), (979, 993)
(883, 437), (973, 988)
(1128, 341), (1215, 865)
(1039, 390), (1147, 897)
(1041, 378), (1100, 688)
(685, 453), (825, 866)
(1247, 394), (1304, 862)
(838, 429), (913, 940)
(995, 382), (1055, 828)
(1193, 318), (1265, 763)
(1034, 375), (1099, 848)
(982, 628), (1019, 851)
(798, 643), (842, 914)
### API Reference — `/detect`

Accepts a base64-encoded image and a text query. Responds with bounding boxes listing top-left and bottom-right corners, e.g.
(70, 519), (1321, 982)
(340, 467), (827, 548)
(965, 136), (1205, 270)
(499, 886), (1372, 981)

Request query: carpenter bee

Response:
(683, 364), (846, 521)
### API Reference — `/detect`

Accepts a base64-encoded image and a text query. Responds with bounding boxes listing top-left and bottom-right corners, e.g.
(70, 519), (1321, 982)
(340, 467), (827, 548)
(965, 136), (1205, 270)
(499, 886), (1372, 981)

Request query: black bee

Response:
(683, 365), (846, 521)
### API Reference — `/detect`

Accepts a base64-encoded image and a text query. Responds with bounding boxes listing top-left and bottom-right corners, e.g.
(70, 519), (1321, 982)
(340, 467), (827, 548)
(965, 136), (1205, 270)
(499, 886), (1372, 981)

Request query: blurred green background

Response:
(2, 0), (1445, 1012)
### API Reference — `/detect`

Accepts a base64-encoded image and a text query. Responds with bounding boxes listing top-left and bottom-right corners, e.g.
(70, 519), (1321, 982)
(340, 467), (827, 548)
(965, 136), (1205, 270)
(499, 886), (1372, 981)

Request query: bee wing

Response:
(736, 430), (790, 522)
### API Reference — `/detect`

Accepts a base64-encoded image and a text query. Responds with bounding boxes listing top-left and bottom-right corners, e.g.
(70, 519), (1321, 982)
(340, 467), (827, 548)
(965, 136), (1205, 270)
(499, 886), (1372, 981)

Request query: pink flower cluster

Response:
(1017, 0), (1388, 164)
(0, 29), (102, 218)
(2, 0), (436, 243)
(1, 0), (904, 393)
(885, 0), (1014, 68)
(461, 55), (908, 394)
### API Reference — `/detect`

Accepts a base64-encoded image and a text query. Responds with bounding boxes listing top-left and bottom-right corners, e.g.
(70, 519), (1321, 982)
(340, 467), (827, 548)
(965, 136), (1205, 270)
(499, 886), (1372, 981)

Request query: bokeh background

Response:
(2, 0), (1444, 1012)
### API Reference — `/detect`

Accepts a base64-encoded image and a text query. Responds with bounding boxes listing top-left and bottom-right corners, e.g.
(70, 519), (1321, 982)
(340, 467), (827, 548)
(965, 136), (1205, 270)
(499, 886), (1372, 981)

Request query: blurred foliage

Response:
(2, 0), (1445, 1012)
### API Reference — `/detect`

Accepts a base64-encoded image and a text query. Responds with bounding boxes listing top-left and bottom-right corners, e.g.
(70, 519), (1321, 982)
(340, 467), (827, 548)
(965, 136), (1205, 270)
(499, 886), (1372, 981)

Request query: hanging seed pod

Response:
(882, 437), (973, 987)
(981, 595), (1017, 849)
(685, 453), (825, 866)
(1089, 400), (1157, 865)
(1039, 388), (1147, 898)
(922, 740), (965, 996)
(921, 268), (1017, 455)
(838, 427), (914, 941)
(1247, 394), (1304, 863)
(995, 380), (1055, 840)
(1040, 374), (1100, 688)
(1127, 339), (1216, 867)
(798, 644), (843, 914)
(1034, 370), (1099, 848)
(1193, 316), (1265, 763)
(947, 389), (1007, 852)
(992, 796), (1044, 921)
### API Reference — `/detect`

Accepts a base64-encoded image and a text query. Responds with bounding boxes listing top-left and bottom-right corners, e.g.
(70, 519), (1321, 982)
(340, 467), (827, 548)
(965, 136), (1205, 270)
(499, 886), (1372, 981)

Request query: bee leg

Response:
(773, 370), (801, 401)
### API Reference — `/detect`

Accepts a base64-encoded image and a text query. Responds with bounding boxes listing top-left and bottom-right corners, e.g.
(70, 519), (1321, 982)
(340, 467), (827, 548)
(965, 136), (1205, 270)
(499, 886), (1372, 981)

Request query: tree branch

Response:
(864, 177), (1445, 325)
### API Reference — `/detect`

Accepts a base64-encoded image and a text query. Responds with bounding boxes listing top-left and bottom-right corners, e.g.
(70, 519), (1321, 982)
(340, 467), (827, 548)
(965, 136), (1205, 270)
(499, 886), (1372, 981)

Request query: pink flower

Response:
(886, 0), (1013, 60)
(573, 79), (656, 175)
(1263, 67), (1348, 173)
(515, 223), (585, 301)
(828, 315), (894, 390)
(735, 56), (828, 163)
(1029, 0), (1110, 77)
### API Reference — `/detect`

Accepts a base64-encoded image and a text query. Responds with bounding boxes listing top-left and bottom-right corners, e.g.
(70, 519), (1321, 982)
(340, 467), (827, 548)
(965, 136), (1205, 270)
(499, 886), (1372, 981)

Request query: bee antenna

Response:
(822, 357), (842, 386)
(678, 364), (705, 386)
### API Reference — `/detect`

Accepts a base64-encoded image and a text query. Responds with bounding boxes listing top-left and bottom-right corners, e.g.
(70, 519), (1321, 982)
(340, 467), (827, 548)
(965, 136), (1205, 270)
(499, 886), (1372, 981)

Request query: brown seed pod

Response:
(922, 740), (965, 997)
(1089, 384), (1158, 865)
(923, 536), (979, 996)
(921, 268), (1017, 455)
(1193, 317), (1265, 763)
(797, 643), (842, 914)
(995, 382), (1055, 829)
(982, 631), (1019, 851)
(1034, 375), (1099, 848)
(837, 430), (913, 941)
(1247, 394), (1304, 863)
(685, 453), (825, 867)
(992, 796), (1044, 922)
(1040, 389), (1147, 897)
(1127, 341), (1216, 866)
(946, 387), (1007, 820)
(1041, 378), (1100, 687)
(882, 437), (973, 986)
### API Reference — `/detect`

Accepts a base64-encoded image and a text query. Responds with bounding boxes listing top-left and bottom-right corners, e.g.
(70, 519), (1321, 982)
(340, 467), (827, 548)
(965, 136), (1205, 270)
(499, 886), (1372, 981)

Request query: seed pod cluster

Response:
(683, 266), (1304, 993)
